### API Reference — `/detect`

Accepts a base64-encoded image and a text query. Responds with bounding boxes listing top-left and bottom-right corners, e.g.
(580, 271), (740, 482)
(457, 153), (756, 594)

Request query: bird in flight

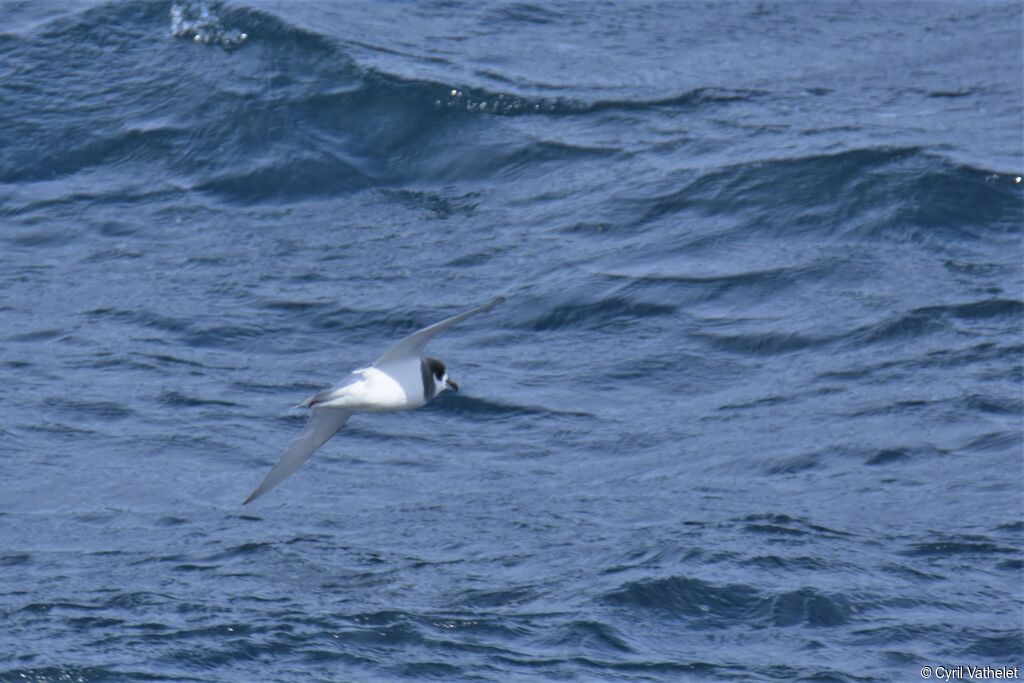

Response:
(243, 297), (505, 504)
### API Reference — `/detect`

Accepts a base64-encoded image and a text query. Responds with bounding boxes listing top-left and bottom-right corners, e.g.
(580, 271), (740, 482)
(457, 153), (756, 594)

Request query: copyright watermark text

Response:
(921, 666), (1020, 680)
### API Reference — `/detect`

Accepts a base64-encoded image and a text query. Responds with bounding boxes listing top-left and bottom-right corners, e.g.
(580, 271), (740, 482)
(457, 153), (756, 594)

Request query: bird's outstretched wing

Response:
(374, 297), (505, 368)
(243, 408), (353, 504)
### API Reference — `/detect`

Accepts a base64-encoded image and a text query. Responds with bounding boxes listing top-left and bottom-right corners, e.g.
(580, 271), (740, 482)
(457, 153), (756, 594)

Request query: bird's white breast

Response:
(316, 363), (425, 412)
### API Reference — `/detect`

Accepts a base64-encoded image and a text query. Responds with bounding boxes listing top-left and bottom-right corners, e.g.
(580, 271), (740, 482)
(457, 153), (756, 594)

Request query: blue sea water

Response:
(1, 1), (1022, 681)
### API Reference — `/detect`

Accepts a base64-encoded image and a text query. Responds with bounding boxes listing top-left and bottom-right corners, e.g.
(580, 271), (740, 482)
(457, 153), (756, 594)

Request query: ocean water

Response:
(1, 1), (1022, 681)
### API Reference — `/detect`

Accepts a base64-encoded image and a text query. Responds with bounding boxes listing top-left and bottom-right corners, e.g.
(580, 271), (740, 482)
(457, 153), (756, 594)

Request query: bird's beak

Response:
(445, 377), (459, 392)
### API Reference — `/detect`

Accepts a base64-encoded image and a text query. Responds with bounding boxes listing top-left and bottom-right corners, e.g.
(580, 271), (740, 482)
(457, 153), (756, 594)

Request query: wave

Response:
(2, 1), (1019, 218)
(902, 533), (1019, 558)
(437, 394), (594, 421)
(603, 575), (853, 628)
(521, 297), (676, 332)
(85, 306), (293, 352)
(5, 3), (1017, 216)
(42, 397), (136, 420)
(159, 391), (239, 408)
(688, 296), (1022, 360)
(0, 667), (135, 683)
(0, 1), (772, 208)
(624, 146), (1023, 241)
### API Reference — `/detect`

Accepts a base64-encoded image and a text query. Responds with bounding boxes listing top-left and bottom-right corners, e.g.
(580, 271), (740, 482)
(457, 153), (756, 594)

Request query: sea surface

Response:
(1, 1), (1022, 681)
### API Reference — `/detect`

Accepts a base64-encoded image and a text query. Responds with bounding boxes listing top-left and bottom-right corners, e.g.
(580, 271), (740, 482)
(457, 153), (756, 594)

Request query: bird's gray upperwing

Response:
(373, 296), (505, 368)
(243, 408), (353, 504)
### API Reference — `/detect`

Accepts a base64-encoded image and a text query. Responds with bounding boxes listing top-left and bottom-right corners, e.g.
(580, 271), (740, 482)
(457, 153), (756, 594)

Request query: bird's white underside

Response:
(314, 362), (426, 412)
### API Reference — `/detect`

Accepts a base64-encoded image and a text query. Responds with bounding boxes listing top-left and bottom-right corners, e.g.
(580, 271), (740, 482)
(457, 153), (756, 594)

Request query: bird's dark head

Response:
(425, 356), (458, 392)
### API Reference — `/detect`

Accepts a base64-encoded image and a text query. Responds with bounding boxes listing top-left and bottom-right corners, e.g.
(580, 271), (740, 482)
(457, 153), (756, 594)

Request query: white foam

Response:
(170, 1), (248, 49)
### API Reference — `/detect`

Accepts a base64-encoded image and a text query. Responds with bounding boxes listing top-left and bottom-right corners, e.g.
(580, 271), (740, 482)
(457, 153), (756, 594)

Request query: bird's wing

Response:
(373, 296), (505, 368)
(243, 408), (353, 504)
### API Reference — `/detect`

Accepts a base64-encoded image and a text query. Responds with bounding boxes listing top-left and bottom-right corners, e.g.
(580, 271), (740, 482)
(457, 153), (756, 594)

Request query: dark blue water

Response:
(2, 1), (1022, 681)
